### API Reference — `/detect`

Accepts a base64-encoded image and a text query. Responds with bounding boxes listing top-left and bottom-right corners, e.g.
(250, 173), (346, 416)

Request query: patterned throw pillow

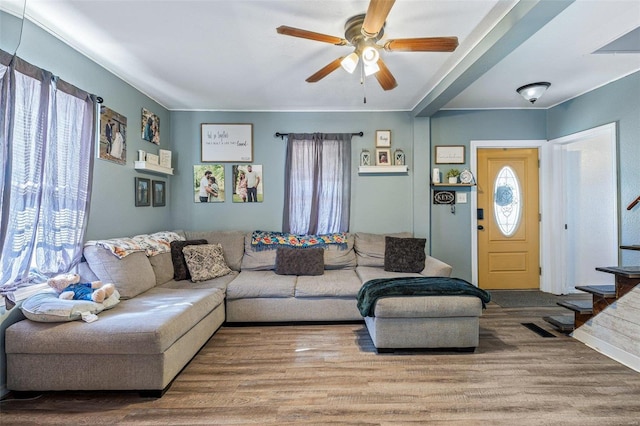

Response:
(170, 239), (208, 281)
(182, 244), (232, 282)
(384, 236), (427, 273)
(275, 247), (324, 276)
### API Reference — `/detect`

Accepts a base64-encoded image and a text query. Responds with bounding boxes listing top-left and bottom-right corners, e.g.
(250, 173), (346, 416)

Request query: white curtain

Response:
(283, 133), (352, 234)
(0, 51), (96, 295)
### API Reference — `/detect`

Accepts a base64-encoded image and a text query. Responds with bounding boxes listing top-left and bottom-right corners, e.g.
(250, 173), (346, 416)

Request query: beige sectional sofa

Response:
(5, 229), (483, 396)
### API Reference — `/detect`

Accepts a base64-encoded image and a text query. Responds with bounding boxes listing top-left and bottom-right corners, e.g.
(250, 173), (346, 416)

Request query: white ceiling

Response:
(4, 0), (640, 113)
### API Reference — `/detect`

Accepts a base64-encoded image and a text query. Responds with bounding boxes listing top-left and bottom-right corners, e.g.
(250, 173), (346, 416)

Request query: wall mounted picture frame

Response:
(134, 177), (150, 207)
(376, 148), (391, 166)
(98, 105), (127, 165)
(141, 108), (160, 145)
(232, 164), (263, 202)
(194, 164), (225, 203)
(152, 180), (166, 207)
(435, 145), (465, 164)
(376, 130), (391, 148)
(201, 123), (253, 162)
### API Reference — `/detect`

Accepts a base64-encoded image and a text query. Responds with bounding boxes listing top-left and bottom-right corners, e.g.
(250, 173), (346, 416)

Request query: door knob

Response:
(477, 225), (484, 230)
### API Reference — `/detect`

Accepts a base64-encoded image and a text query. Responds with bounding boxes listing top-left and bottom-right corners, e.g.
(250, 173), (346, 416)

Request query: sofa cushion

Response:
(183, 244), (232, 282)
(170, 239), (208, 281)
(384, 236), (427, 273)
(20, 290), (120, 322)
(275, 247), (324, 276)
(226, 270), (296, 299)
(324, 232), (356, 270)
(184, 230), (245, 271)
(295, 270), (363, 297)
(6, 287), (225, 355)
(83, 247), (156, 299)
(148, 252), (174, 286)
(354, 232), (412, 267)
(240, 232), (277, 271)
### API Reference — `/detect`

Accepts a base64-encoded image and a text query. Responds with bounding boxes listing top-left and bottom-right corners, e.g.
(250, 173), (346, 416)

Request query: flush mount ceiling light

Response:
(516, 82), (551, 104)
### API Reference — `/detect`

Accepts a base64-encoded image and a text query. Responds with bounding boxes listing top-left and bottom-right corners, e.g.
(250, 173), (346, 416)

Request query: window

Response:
(0, 51), (96, 299)
(283, 133), (352, 235)
(493, 165), (522, 237)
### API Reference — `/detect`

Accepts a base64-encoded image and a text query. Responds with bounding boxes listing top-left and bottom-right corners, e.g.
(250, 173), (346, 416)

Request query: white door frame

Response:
(548, 122), (618, 294)
(469, 140), (552, 291)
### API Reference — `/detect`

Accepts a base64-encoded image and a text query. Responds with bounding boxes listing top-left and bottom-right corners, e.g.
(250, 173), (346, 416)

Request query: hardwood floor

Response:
(2, 303), (640, 425)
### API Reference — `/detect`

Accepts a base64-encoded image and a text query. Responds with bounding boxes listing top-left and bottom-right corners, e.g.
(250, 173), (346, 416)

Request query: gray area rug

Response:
(489, 290), (590, 308)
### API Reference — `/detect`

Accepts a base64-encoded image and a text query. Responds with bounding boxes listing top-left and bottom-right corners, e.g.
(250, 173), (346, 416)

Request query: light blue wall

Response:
(429, 110), (547, 279)
(547, 71), (640, 265)
(169, 111), (426, 236)
(0, 9), (23, 54)
(7, 17), (174, 240)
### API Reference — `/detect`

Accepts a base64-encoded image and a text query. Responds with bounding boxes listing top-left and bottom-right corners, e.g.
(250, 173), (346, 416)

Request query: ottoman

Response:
(363, 295), (484, 352)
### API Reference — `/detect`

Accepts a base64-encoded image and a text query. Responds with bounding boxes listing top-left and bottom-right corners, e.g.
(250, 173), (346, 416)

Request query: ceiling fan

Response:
(276, 0), (459, 91)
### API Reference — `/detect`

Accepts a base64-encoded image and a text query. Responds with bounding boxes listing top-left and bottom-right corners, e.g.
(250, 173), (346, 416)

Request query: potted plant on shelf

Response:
(445, 169), (460, 184)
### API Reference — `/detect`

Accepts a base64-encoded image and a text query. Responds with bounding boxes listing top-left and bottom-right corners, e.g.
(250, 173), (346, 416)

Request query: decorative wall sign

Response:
(201, 123), (253, 162)
(376, 130), (391, 147)
(435, 145), (465, 164)
(433, 190), (456, 205)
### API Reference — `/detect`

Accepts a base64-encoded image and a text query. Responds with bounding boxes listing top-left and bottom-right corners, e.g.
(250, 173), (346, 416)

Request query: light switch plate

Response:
(456, 192), (468, 204)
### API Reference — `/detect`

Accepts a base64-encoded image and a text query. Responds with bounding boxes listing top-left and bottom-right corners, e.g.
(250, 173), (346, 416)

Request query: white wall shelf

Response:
(134, 161), (174, 176)
(431, 183), (475, 187)
(358, 165), (408, 174)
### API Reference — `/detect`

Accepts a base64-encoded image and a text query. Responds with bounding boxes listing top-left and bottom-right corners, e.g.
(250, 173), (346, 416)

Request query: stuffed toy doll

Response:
(47, 273), (115, 303)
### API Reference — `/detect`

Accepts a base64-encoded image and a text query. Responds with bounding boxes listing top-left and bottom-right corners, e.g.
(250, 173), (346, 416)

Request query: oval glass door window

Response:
(493, 166), (521, 236)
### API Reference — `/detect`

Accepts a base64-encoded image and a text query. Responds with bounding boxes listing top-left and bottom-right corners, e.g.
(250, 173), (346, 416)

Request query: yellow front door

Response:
(477, 148), (539, 289)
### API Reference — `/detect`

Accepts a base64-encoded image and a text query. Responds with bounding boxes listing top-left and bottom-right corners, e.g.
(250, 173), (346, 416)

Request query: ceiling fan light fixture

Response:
(341, 52), (359, 74)
(364, 61), (380, 76)
(361, 45), (380, 65)
(516, 82), (551, 104)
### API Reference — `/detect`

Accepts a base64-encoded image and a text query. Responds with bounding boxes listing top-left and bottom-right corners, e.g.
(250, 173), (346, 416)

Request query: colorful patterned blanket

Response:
(357, 276), (492, 317)
(251, 230), (348, 251)
(85, 231), (184, 258)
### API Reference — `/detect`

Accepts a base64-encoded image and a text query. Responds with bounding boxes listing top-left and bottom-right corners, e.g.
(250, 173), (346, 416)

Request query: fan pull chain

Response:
(360, 61), (367, 103)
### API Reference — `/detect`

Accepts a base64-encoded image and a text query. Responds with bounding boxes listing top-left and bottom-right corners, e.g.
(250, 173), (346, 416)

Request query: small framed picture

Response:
(152, 180), (166, 207)
(134, 177), (150, 207)
(435, 145), (465, 164)
(376, 130), (391, 148)
(141, 108), (160, 145)
(376, 148), (391, 166)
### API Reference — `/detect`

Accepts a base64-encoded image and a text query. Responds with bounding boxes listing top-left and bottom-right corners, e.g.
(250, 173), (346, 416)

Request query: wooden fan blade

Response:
(384, 37), (459, 52)
(374, 58), (397, 91)
(306, 57), (344, 83)
(362, 0), (396, 38)
(277, 26), (348, 46)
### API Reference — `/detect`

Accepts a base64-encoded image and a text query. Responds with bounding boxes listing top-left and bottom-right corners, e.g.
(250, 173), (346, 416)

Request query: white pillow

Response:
(20, 289), (120, 322)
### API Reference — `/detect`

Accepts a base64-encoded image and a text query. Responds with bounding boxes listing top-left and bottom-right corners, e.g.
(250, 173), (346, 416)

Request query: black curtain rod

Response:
(274, 131), (364, 140)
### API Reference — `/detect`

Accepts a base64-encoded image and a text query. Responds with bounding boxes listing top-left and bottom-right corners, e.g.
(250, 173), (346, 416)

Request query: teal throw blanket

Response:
(357, 276), (492, 317)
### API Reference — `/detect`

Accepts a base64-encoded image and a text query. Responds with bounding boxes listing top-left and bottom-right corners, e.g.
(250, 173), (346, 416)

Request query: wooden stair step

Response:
(543, 315), (574, 333)
(574, 285), (616, 298)
(557, 300), (593, 314)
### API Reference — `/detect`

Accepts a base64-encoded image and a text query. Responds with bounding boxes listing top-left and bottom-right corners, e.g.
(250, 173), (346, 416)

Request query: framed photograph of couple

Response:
(232, 164), (263, 202)
(99, 105), (127, 165)
(193, 164), (225, 203)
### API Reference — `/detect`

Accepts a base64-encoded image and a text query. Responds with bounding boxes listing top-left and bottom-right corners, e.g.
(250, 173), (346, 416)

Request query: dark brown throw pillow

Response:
(170, 239), (208, 280)
(275, 247), (325, 276)
(384, 236), (427, 273)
